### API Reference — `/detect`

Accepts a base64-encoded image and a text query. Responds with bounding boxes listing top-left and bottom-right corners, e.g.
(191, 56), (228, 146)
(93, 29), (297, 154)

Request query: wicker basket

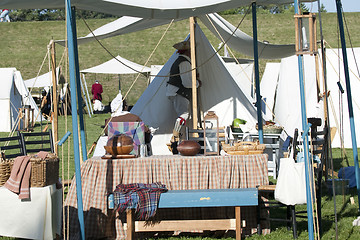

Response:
(30, 153), (59, 187)
(223, 141), (265, 155)
(0, 159), (13, 186)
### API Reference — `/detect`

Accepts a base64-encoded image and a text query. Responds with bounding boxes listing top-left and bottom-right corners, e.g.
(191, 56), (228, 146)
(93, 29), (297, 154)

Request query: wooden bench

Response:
(126, 188), (258, 240)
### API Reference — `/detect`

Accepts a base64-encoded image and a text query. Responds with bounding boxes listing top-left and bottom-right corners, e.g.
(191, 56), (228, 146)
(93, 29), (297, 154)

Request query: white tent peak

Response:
(81, 55), (151, 75)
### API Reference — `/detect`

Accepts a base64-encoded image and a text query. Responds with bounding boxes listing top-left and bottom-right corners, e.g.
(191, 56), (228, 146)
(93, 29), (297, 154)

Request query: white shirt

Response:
(93, 99), (104, 111)
(166, 54), (199, 97)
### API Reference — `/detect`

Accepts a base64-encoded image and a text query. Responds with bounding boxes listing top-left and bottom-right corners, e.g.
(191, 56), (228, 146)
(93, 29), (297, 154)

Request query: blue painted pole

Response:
(65, 1), (85, 239)
(252, 2), (264, 144)
(70, 7), (88, 161)
(335, 0), (360, 212)
(294, 1), (315, 239)
(58, 131), (72, 146)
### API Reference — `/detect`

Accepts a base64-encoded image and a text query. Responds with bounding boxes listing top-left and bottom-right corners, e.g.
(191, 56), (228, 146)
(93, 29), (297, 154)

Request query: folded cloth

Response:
(4, 155), (32, 199)
(113, 182), (167, 220)
(4, 151), (50, 199)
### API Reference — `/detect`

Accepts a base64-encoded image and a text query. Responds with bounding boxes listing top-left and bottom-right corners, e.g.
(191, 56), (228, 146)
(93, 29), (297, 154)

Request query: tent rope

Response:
(82, 16), (175, 157)
(79, 6), (251, 79)
(204, 13), (277, 121)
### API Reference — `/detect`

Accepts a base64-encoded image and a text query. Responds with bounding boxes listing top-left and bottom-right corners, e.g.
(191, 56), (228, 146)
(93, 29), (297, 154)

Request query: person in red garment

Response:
(91, 80), (103, 101)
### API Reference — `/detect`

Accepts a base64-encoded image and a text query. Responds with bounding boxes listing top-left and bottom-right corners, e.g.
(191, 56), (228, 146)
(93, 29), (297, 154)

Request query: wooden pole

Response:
(189, 17), (198, 129)
(50, 40), (58, 155)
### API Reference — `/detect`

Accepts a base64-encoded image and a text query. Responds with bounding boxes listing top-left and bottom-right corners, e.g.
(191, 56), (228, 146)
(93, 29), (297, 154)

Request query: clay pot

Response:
(104, 134), (134, 156)
(177, 140), (201, 156)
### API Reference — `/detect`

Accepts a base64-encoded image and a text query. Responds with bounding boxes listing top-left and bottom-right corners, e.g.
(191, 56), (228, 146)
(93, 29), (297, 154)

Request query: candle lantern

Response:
(203, 111), (219, 155)
(294, 13), (317, 55)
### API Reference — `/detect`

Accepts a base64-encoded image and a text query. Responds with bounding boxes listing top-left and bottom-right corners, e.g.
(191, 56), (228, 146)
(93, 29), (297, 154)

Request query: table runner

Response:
(64, 154), (269, 239)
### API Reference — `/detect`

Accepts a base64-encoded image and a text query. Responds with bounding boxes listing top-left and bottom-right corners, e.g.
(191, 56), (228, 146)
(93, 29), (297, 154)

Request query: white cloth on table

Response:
(93, 136), (108, 157)
(0, 184), (62, 240)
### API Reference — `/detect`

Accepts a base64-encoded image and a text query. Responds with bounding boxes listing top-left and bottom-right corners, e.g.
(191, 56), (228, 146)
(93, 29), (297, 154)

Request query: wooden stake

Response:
(189, 17), (198, 128)
(50, 40), (59, 155)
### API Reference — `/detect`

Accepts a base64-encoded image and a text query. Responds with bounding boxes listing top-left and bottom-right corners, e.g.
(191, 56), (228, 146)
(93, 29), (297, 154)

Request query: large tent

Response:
(131, 24), (262, 154)
(260, 48), (360, 148)
(0, 68), (42, 132)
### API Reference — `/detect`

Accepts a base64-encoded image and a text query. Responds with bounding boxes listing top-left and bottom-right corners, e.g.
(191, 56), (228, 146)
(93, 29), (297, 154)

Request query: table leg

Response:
(126, 209), (135, 240)
(235, 206), (241, 240)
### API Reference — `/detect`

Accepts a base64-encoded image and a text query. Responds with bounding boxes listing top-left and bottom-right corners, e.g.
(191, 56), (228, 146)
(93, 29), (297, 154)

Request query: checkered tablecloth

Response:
(64, 154), (269, 239)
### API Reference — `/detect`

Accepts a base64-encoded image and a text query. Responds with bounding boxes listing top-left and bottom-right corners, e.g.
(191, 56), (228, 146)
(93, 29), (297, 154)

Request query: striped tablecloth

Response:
(64, 154), (269, 239)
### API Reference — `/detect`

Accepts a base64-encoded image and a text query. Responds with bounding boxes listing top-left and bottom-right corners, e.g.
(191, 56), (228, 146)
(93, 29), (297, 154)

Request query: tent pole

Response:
(251, 2), (263, 144)
(317, 0), (338, 236)
(294, 1), (315, 239)
(190, 17), (198, 128)
(80, 75), (91, 118)
(50, 40), (59, 155)
(70, 7), (88, 161)
(335, 0), (360, 213)
(118, 74), (121, 91)
(65, 1), (85, 239)
(82, 74), (94, 115)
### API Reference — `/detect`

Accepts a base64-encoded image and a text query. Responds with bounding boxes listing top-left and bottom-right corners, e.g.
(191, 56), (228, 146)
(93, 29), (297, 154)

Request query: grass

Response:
(1, 11), (360, 239)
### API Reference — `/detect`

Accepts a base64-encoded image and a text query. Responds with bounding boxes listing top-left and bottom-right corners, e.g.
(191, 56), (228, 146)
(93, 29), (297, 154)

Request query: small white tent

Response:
(0, 68), (42, 132)
(131, 24), (262, 154)
(260, 48), (360, 148)
(24, 67), (60, 88)
(81, 55), (151, 75)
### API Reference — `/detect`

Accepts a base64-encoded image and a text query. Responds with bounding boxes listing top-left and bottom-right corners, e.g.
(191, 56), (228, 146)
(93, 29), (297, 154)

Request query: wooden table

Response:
(64, 154), (269, 239)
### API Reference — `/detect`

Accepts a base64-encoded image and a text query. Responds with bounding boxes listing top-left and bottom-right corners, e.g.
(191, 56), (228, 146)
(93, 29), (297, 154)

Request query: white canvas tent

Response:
(0, 68), (42, 132)
(24, 67), (60, 88)
(131, 24), (262, 154)
(260, 48), (360, 148)
(80, 55), (151, 75)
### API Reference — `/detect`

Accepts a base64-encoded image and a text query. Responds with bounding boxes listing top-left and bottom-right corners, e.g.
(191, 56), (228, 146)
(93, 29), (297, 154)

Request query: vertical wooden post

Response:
(50, 40), (58, 155)
(126, 209), (135, 240)
(235, 206), (241, 240)
(189, 17), (198, 129)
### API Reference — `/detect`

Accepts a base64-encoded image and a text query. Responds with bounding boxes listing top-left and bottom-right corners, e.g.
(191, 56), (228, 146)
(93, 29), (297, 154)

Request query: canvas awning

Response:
(80, 55), (151, 75)
(56, 13), (295, 59)
(0, 0), (316, 19)
(24, 67), (60, 88)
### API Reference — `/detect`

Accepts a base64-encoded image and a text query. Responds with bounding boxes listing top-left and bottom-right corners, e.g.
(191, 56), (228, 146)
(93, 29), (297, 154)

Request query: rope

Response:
(204, 10), (281, 124)
(80, 6), (251, 79)
(82, 17), (175, 157)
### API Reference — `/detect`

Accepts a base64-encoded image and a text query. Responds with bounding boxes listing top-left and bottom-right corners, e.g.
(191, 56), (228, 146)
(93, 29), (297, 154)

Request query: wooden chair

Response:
(21, 129), (55, 154)
(0, 131), (26, 159)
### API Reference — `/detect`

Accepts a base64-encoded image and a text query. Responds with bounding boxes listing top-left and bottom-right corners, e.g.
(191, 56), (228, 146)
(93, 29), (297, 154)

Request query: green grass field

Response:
(1, 11), (360, 239)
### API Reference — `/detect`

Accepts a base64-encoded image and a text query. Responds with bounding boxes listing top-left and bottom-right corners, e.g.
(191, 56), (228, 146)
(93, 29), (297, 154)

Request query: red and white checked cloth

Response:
(64, 154), (269, 239)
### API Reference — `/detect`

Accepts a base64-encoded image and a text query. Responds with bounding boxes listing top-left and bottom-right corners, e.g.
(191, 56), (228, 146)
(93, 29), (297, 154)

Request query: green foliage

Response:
(320, 3), (327, 13)
(8, 9), (114, 21)
(220, 3), (310, 15)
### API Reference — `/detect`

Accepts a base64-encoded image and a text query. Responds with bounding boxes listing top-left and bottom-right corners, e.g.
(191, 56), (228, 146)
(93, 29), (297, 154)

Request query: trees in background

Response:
(9, 9), (115, 21)
(8, 3), (327, 21)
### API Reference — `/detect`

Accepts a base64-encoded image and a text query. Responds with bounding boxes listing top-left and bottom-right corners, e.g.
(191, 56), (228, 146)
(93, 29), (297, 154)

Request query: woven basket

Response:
(223, 141), (265, 155)
(30, 153), (59, 187)
(0, 159), (12, 186)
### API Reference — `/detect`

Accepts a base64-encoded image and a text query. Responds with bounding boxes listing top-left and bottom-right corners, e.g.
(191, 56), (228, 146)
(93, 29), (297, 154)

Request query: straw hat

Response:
(173, 40), (190, 51)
